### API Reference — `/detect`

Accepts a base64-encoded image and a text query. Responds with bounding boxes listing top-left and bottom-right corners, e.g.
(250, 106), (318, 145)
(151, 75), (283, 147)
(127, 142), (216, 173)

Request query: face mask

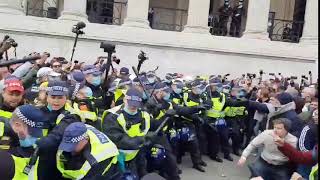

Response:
(47, 104), (53, 112)
(84, 87), (93, 98)
(142, 92), (148, 100)
(19, 136), (37, 147)
(91, 76), (101, 86)
(173, 88), (182, 94)
(163, 93), (171, 102)
(147, 77), (156, 84)
(124, 106), (138, 116)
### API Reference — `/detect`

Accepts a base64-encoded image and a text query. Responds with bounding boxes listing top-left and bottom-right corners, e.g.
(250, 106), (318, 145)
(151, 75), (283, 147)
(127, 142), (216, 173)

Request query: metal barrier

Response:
(26, 0), (59, 19)
(268, 18), (304, 43)
(150, 7), (188, 32)
(87, 0), (127, 25)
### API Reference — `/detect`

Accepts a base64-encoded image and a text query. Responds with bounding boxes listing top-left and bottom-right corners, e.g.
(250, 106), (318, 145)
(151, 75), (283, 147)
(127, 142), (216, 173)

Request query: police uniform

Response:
(57, 122), (119, 180)
(102, 88), (151, 178)
(170, 83), (207, 172)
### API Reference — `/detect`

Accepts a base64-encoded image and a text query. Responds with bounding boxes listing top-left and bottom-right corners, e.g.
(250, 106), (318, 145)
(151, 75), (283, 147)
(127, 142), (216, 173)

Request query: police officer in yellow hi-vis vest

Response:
(0, 105), (47, 180)
(224, 85), (248, 156)
(0, 76), (25, 150)
(143, 82), (181, 179)
(205, 78), (248, 162)
(112, 78), (132, 107)
(57, 122), (119, 180)
(102, 88), (153, 178)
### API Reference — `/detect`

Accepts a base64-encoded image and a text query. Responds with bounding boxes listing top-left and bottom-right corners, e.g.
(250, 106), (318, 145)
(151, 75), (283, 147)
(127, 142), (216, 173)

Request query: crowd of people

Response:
(0, 43), (318, 180)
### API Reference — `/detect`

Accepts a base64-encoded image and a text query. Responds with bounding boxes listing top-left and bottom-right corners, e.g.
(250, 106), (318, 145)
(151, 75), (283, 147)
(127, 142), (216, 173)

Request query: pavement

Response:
(180, 153), (257, 180)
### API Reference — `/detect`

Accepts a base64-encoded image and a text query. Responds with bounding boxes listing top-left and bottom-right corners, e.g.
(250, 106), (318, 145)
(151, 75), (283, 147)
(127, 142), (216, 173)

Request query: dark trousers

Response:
(249, 157), (292, 180)
(149, 136), (180, 180)
(229, 17), (242, 37)
(226, 117), (243, 152)
(126, 149), (147, 178)
(174, 138), (202, 166)
(204, 118), (230, 157)
(194, 121), (208, 155)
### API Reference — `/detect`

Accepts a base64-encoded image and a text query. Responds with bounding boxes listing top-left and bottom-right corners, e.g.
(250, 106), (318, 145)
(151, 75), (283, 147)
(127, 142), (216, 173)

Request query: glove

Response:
(196, 106), (207, 112)
(165, 109), (176, 116)
(143, 132), (158, 146)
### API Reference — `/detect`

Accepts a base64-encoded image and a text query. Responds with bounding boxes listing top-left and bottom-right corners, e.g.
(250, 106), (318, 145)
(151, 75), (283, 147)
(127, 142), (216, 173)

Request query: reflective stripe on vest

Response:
(183, 93), (200, 107)
(206, 93), (226, 118)
(12, 155), (39, 180)
(310, 164), (318, 180)
(0, 110), (12, 150)
(57, 125), (119, 180)
(73, 103), (98, 122)
(116, 112), (150, 161)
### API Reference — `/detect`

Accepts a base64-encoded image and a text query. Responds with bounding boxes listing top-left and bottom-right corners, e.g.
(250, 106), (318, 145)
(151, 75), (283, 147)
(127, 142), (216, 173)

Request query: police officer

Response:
(205, 78), (248, 162)
(229, 0), (245, 37)
(37, 80), (82, 180)
(83, 65), (113, 114)
(170, 80), (207, 172)
(224, 85), (248, 156)
(144, 82), (181, 179)
(145, 71), (158, 87)
(7, 105), (47, 179)
(57, 122), (119, 180)
(102, 88), (152, 178)
(182, 79), (212, 156)
(0, 76), (24, 150)
(217, 0), (232, 36)
(113, 77), (132, 107)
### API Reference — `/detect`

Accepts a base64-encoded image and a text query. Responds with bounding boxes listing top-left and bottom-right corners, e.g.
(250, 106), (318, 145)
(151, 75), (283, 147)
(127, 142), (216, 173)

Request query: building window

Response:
(208, 0), (247, 38)
(149, 0), (189, 32)
(87, 0), (127, 25)
(25, 0), (59, 19)
(268, 0), (306, 43)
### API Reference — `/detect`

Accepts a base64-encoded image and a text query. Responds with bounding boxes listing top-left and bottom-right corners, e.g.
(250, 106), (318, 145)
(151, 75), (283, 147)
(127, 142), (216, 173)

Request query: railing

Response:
(268, 18), (304, 43)
(208, 13), (245, 38)
(150, 7), (188, 32)
(87, 0), (127, 25)
(26, 0), (59, 19)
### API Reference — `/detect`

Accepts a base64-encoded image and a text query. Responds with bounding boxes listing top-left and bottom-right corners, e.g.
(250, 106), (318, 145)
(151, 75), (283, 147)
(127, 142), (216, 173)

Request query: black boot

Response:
(199, 160), (207, 167)
(192, 164), (206, 172)
(233, 149), (241, 156)
(209, 155), (223, 163)
(224, 154), (233, 161)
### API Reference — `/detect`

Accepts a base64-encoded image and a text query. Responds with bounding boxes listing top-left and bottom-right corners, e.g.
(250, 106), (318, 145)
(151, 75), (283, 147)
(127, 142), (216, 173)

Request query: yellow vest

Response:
(0, 109), (12, 150)
(73, 102), (98, 123)
(12, 155), (39, 180)
(155, 103), (173, 132)
(117, 111), (151, 162)
(183, 93), (200, 107)
(206, 93), (226, 118)
(310, 164), (318, 180)
(57, 125), (119, 180)
(114, 89), (126, 105)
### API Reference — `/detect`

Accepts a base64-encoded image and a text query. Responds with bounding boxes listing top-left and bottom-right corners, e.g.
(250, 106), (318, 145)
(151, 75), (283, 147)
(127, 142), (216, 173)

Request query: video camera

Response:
(301, 75), (308, 80)
(72, 21), (86, 35)
(247, 73), (256, 79)
(138, 51), (148, 61)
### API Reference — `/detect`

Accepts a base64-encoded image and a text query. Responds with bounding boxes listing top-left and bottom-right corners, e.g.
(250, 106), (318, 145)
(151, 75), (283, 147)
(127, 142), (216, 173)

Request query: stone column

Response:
(59, 0), (88, 22)
(122, 0), (150, 28)
(300, 0), (318, 45)
(242, 0), (270, 40)
(0, 0), (24, 15)
(183, 0), (210, 34)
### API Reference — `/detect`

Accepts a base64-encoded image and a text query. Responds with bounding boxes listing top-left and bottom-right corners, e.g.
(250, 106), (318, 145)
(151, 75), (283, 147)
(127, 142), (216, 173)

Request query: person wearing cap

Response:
(83, 65), (113, 115)
(142, 82), (182, 178)
(119, 67), (130, 79)
(237, 118), (298, 180)
(146, 71), (158, 86)
(7, 105), (47, 179)
(68, 83), (101, 129)
(68, 71), (85, 86)
(248, 92), (304, 138)
(0, 76), (24, 150)
(223, 85), (248, 156)
(205, 77), (248, 162)
(169, 80), (208, 173)
(112, 77), (132, 107)
(102, 87), (153, 178)
(56, 122), (119, 180)
(36, 80), (83, 180)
